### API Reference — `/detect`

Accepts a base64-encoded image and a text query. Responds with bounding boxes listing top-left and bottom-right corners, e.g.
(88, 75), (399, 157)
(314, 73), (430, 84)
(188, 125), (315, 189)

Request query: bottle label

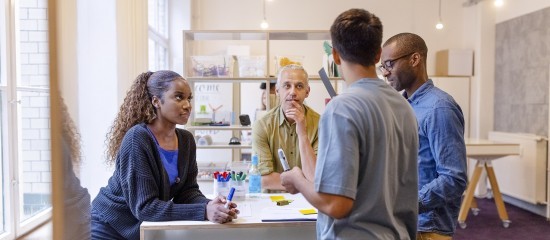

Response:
(248, 175), (261, 193)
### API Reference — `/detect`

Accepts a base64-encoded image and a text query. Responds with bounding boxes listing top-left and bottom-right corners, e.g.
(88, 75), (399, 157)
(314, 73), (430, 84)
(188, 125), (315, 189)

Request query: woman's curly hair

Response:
(60, 98), (82, 171)
(105, 70), (184, 164)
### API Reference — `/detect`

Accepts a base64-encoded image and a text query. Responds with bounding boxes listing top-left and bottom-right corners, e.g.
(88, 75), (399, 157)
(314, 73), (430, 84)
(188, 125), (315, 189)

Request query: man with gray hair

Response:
(252, 64), (320, 191)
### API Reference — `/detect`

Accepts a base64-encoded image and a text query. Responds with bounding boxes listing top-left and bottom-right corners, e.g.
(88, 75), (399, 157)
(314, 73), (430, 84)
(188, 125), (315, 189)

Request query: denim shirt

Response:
(404, 80), (468, 235)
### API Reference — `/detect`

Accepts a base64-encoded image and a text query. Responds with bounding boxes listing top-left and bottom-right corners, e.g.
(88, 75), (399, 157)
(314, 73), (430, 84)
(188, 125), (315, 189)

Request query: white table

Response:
(140, 193), (317, 240)
(459, 139), (521, 229)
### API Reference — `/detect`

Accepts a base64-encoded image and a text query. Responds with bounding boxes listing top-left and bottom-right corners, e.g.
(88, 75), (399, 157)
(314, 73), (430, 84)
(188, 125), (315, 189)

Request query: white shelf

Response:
(197, 144), (252, 149)
(186, 125), (252, 131)
(184, 30), (334, 164)
(183, 30), (331, 41)
(185, 76), (341, 82)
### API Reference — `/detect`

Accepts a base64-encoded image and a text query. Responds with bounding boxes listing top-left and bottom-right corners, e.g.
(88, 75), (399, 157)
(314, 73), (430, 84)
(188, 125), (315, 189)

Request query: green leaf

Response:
(323, 41), (332, 56)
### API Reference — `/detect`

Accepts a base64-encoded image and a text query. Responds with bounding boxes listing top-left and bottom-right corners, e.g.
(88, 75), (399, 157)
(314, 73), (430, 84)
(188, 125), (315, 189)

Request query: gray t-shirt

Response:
(315, 78), (419, 240)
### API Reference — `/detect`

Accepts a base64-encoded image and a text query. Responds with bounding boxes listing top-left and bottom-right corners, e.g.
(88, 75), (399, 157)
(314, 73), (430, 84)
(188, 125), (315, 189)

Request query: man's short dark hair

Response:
(383, 33), (428, 63)
(330, 9), (383, 66)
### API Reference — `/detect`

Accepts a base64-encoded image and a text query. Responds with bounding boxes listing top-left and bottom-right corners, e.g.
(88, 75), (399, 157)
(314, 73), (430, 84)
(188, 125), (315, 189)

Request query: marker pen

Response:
(224, 187), (236, 209)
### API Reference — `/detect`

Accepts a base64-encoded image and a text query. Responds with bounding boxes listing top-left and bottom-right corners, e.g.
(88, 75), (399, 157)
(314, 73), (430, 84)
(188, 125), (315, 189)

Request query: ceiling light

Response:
(494, 0), (504, 7)
(260, 19), (269, 29)
(260, 0), (269, 29)
(436, 0), (444, 30)
(462, 0), (484, 7)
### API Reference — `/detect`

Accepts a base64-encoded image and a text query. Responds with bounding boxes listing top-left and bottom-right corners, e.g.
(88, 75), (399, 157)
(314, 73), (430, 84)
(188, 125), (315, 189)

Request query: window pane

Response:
(148, 0), (158, 32)
(148, 0), (168, 38)
(0, 91), (6, 233)
(158, 0), (167, 37)
(18, 1), (49, 88)
(17, 90), (51, 222)
(148, 39), (157, 71)
(158, 44), (167, 70)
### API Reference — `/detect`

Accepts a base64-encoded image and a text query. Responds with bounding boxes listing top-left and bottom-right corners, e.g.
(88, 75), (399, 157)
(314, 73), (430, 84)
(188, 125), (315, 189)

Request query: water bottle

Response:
(248, 154), (262, 198)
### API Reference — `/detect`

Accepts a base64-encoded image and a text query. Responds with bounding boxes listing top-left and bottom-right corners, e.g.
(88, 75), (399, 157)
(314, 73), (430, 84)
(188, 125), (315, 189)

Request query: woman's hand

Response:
(206, 196), (239, 223)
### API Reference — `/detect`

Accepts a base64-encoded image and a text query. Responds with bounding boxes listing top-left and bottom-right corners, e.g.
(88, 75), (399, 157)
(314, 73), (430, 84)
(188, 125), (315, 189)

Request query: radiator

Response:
(488, 131), (548, 204)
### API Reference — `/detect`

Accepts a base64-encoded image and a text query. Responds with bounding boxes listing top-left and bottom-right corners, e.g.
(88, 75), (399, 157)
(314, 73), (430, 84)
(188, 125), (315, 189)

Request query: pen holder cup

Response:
(230, 180), (247, 201)
(213, 180), (230, 197)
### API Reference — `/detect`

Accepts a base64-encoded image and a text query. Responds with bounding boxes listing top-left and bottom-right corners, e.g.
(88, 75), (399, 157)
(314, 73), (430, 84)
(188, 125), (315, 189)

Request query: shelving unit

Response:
(182, 30), (335, 183)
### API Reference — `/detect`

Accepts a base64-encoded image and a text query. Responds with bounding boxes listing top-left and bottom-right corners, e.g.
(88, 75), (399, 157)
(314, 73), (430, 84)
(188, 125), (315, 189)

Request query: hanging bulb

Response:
(260, 19), (269, 29)
(435, 0), (444, 30)
(260, 0), (269, 29)
(494, 0), (504, 7)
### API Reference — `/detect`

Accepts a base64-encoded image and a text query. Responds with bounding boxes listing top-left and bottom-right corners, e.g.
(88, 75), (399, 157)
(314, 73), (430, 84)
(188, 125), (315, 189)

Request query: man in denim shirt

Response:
(381, 33), (468, 240)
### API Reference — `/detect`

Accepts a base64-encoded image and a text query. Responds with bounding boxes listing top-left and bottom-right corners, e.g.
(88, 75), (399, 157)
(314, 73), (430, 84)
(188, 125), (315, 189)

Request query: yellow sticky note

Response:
(299, 208), (317, 215)
(270, 195), (285, 202)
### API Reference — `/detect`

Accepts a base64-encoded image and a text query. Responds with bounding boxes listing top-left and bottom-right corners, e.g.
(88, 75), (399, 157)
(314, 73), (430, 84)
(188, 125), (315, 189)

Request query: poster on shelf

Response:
(194, 82), (234, 168)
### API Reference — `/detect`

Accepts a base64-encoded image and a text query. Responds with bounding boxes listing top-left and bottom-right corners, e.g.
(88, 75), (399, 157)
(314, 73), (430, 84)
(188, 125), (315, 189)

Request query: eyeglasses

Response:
(378, 52), (415, 73)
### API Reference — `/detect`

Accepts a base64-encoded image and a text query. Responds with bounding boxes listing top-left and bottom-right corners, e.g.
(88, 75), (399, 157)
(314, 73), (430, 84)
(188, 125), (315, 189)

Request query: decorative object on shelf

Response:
(237, 56), (266, 77)
(228, 137), (241, 145)
(275, 55), (303, 74)
(208, 121), (230, 126)
(198, 105), (209, 114)
(192, 117), (213, 126)
(209, 103), (223, 122)
(191, 55), (232, 77)
(323, 41), (339, 77)
(239, 114), (251, 126)
(197, 135), (213, 146)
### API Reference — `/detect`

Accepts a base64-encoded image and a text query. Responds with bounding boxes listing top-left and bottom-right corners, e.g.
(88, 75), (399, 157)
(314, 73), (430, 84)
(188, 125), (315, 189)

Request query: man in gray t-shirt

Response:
(280, 9), (419, 239)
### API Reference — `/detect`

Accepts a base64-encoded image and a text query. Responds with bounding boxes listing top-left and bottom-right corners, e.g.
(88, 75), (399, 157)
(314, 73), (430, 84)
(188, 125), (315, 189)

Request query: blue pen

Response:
(224, 187), (236, 209)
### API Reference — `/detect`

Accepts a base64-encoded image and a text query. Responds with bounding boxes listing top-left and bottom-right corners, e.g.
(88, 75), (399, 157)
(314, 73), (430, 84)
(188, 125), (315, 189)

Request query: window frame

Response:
(0, 0), (52, 239)
(148, 0), (169, 71)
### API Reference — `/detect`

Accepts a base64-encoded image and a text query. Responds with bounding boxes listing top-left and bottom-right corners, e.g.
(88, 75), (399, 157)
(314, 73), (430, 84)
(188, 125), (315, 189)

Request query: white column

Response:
(77, 0), (148, 199)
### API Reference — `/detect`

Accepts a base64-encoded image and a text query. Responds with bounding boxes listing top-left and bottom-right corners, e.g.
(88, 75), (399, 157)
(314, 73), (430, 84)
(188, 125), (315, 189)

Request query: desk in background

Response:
(459, 138), (521, 229)
(140, 193), (317, 240)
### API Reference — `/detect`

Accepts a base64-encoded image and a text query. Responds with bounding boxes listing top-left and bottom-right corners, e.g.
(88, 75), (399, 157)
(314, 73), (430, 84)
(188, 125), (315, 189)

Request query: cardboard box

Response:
(435, 49), (474, 76)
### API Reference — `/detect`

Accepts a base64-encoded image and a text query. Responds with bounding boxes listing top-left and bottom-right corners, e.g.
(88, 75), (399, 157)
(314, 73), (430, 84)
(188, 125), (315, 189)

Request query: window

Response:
(18, 0), (51, 225)
(0, 0), (9, 236)
(148, 0), (169, 71)
(0, 0), (51, 237)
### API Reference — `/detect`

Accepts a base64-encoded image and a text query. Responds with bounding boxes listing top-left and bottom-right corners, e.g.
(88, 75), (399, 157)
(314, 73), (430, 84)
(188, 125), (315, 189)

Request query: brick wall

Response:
(19, 0), (51, 219)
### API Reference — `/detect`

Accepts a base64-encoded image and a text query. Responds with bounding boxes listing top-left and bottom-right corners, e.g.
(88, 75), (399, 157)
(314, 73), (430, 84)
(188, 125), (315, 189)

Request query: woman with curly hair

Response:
(91, 70), (238, 240)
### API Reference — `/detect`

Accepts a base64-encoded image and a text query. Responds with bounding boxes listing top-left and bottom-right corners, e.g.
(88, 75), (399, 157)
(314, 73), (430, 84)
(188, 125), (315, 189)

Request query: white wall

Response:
(75, 0), (149, 200)
(169, 0), (191, 75)
(192, 0), (466, 76)
(495, 0), (550, 23)
(77, 0), (119, 199)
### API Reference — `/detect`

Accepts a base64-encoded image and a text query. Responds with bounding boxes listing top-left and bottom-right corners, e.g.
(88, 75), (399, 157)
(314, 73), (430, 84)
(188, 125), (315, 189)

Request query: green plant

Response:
(323, 41), (338, 77)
